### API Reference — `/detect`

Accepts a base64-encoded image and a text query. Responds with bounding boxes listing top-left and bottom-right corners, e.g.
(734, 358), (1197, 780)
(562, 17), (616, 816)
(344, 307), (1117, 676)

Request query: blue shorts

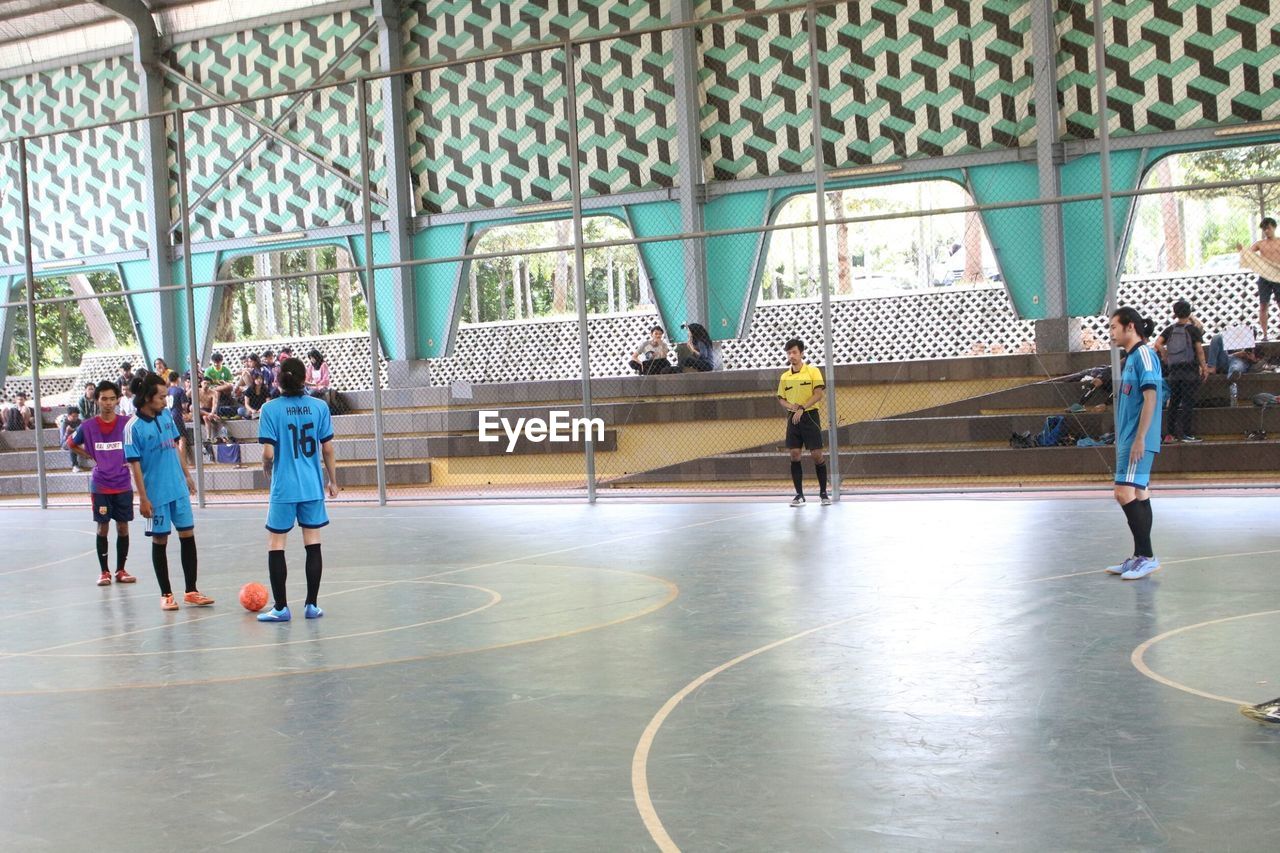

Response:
(92, 491), (133, 524)
(266, 500), (329, 534)
(145, 493), (194, 537)
(1115, 447), (1156, 489)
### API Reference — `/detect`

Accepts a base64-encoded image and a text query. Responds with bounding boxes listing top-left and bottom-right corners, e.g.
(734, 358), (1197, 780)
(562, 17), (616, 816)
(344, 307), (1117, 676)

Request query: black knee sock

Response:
(1120, 499), (1147, 558)
(268, 549), (288, 611)
(116, 535), (129, 572)
(1134, 498), (1154, 558)
(791, 460), (803, 496)
(152, 542), (172, 596)
(304, 543), (322, 607)
(179, 536), (198, 593)
(96, 535), (109, 573)
(815, 462), (828, 497)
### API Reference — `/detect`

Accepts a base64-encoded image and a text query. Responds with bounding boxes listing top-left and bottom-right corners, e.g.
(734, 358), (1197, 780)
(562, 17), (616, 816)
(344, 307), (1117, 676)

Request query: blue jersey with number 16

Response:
(258, 394), (333, 503)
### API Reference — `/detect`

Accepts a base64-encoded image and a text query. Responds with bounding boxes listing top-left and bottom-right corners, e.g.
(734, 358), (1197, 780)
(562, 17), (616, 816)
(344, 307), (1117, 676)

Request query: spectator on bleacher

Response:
(153, 357), (168, 376)
(166, 371), (189, 458)
(260, 350), (279, 397)
(1207, 325), (1261, 380)
(3, 393), (33, 431)
(629, 325), (670, 375)
(239, 373), (270, 420)
(203, 352), (234, 414)
(117, 362), (133, 387)
(61, 407), (86, 472)
(117, 379), (137, 417)
(665, 323), (720, 373)
(198, 378), (223, 433)
(77, 382), (98, 420)
(305, 349), (331, 395)
(1154, 299), (1208, 444)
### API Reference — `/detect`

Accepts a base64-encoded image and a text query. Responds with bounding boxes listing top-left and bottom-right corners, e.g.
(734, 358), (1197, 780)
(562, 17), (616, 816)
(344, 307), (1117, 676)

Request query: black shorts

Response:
(92, 491), (134, 523)
(1260, 277), (1280, 306)
(785, 410), (824, 450)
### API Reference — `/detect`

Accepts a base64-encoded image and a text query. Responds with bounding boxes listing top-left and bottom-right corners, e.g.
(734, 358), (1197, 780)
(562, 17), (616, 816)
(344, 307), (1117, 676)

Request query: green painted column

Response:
(621, 201), (696, 335)
(346, 232), (407, 360)
(1059, 150), (1146, 316)
(406, 224), (470, 359)
(966, 162), (1049, 319)
(0, 276), (20, 386)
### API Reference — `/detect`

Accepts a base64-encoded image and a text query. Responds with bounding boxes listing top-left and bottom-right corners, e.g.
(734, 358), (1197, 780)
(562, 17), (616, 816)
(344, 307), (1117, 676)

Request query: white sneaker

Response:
(820, 495), (832, 506)
(1121, 556), (1161, 580)
(790, 495), (805, 507)
(1105, 556), (1136, 575)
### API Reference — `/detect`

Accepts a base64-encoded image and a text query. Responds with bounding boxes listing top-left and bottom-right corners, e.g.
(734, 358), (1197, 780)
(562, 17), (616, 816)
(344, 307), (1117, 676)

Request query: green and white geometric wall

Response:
(165, 9), (383, 241)
(0, 57), (148, 263)
(1057, 0), (1280, 139)
(818, 0), (1035, 166)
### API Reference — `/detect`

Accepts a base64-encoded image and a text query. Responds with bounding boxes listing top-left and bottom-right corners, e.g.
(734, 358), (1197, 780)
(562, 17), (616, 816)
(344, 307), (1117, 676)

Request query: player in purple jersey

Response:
(69, 380), (137, 586)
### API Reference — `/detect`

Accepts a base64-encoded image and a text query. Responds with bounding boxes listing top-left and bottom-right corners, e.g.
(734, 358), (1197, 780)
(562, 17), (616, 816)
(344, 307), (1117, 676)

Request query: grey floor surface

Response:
(1, 494), (1279, 852)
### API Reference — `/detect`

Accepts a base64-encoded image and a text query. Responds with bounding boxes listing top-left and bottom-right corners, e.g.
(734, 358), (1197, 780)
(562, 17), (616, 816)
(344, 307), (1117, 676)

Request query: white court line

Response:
(218, 790), (336, 846)
(0, 549), (97, 577)
(632, 613), (864, 853)
(1131, 609), (1280, 706)
(1019, 547), (1280, 584)
(633, 544), (1280, 851)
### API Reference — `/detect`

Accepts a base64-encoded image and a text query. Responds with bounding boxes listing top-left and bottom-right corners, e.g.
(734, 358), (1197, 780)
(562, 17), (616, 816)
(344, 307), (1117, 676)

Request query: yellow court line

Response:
(631, 613), (862, 853)
(1130, 609), (1280, 706)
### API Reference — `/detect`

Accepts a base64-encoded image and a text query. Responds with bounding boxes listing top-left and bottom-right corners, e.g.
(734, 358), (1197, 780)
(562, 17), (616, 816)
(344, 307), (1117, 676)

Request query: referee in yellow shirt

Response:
(777, 338), (829, 506)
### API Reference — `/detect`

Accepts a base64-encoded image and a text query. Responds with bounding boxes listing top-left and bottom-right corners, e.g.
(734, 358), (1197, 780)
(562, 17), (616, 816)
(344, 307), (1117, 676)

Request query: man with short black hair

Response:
(777, 338), (829, 506)
(629, 326), (670, 375)
(1240, 217), (1280, 340)
(1154, 299), (1207, 443)
(203, 352), (234, 414)
(70, 381), (136, 586)
(4, 393), (33, 431)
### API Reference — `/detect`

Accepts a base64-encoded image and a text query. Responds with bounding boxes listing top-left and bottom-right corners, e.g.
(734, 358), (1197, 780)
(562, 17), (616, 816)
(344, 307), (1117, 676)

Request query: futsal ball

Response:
(239, 582), (268, 612)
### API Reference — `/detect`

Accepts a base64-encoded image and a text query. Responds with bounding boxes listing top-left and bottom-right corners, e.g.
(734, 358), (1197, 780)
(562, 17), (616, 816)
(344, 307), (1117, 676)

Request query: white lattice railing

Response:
(2, 269), (1262, 402)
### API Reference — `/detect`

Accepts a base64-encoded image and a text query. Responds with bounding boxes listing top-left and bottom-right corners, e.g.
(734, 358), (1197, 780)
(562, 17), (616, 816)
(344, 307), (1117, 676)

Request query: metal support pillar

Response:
(357, 78), (389, 504)
(174, 120), (207, 507)
(18, 140), (47, 508)
(372, 0), (418, 362)
(564, 41), (597, 501)
(0, 277), (18, 389)
(672, 0), (708, 325)
(93, 0), (178, 364)
(1092, 0), (1122, 394)
(1031, 0), (1067, 323)
(806, 3), (842, 500)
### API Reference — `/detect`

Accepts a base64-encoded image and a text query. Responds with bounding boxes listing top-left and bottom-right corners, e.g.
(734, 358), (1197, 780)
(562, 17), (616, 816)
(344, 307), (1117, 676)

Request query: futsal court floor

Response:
(2, 493), (1279, 851)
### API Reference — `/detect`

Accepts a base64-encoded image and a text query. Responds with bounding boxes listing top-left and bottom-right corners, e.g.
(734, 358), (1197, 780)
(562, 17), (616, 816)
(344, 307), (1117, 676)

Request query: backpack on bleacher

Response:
(1165, 324), (1196, 367)
(1035, 415), (1069, 447)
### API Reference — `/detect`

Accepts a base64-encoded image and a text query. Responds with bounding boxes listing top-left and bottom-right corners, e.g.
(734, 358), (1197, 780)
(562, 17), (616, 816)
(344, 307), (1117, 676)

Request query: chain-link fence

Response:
(4, 0), (1280, 506)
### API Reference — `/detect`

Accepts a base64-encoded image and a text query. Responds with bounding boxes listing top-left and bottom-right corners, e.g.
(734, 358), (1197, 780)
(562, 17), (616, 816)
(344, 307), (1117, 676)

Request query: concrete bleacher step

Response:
(611, 440), (1280, 485)
(909, 374), (1280, 418)
(0, 461), (430, 496)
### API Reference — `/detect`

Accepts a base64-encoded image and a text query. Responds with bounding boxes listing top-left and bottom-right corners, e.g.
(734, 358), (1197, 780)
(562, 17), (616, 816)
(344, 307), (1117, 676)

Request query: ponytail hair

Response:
(132, 373), (167, 408)
(1111, 306), (1153, 340)
(278, 357), (307, 397)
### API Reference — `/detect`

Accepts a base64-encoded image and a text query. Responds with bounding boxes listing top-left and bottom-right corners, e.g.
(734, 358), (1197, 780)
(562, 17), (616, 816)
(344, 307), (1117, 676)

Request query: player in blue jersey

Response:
(1105, 307), (1164, 581)
(255, 357), (339, 622)
(124, 373), (214, 611)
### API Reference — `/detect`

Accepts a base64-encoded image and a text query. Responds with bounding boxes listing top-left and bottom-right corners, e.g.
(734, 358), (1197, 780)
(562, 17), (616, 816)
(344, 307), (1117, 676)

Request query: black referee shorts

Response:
(785, 409), (824, 450)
